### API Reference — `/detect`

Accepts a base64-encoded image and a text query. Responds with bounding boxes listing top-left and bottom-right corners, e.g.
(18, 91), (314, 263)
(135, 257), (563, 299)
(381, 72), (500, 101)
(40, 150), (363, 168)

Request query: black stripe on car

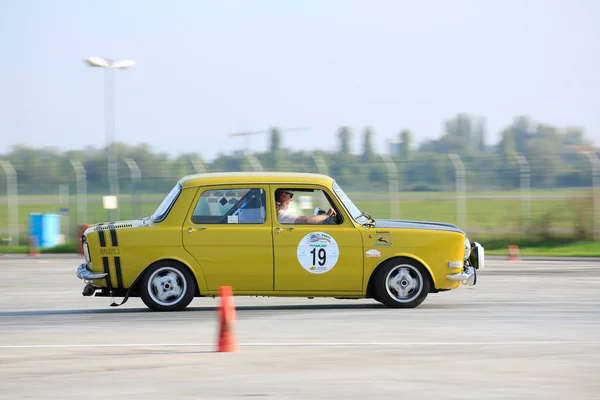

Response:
(102, 256), (112, 289)
(97, 223), (106, 247)
(114, 256), (123, 289)
(109, 227), (118, 247)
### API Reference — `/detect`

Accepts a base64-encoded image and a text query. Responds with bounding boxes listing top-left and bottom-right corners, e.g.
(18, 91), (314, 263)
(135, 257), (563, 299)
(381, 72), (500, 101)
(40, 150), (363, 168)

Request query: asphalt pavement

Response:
(0, 255), (598, 399)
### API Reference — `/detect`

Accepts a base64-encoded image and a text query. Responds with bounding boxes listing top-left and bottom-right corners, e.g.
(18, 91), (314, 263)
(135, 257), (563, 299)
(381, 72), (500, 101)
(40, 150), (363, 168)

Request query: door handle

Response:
(188, 225), (207, 233)
(275, 226), (295, 233)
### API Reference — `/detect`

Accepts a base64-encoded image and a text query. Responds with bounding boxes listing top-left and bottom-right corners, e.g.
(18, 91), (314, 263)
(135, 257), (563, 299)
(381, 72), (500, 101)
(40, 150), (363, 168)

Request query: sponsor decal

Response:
(374, 236), (393, 247)
(297, 232), (339, 274)
(366, 249), (381, 258)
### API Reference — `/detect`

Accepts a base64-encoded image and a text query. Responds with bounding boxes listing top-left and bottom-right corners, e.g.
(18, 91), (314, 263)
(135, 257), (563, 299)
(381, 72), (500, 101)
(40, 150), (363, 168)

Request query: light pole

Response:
(84, 57), (135, 221)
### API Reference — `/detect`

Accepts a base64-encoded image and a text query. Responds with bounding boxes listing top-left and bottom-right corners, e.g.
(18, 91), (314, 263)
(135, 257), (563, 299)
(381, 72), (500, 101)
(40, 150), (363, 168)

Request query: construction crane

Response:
(229, 126), (312, 154)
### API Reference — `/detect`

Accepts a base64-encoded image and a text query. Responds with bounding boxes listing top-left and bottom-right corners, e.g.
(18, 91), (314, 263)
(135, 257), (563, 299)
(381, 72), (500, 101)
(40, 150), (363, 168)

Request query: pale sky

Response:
(1, 0), (599, 161)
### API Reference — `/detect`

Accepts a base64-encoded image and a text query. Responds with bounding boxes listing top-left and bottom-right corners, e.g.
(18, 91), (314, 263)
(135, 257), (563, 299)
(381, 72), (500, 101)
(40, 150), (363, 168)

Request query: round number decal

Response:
(297, 232), (339, 274)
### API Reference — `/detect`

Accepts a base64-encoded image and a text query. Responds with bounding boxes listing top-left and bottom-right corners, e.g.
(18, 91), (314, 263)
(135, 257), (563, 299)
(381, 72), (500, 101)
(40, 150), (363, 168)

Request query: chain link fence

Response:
(1, 151), (599, 246)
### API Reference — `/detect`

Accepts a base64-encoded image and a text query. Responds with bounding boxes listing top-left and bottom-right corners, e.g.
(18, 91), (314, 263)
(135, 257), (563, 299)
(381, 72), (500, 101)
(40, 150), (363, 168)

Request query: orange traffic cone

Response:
(507, 245), (520, 261)
(217, 286), (238, 352)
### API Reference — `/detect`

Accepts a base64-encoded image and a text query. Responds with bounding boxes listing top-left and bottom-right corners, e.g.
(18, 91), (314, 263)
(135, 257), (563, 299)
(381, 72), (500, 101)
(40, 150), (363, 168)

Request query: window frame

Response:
(271, 184), (346, 226)
(189, 186), (268, 225)
(150, 183), (182, 223)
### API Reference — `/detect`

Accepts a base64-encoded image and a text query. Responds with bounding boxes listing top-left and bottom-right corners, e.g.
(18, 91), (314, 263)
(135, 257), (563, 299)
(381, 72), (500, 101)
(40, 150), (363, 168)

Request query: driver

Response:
(275, 189), (336, 224)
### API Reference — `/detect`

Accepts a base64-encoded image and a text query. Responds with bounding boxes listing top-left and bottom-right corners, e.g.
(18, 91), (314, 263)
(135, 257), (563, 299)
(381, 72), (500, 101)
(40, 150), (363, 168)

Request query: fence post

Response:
(247, 154), (263, 172)
(448, 154), (466, 228)
(312, 154), (329, 176)
(124, 158), (142, 219)
(581, 151), (600, 241)
(380, 154), (399, 220)
(58, 184), (70, 244)
(69, 159), (88, 227)
(190, 158), (207, 174)
(0, 161), (18, 246)
(514, 153), (531, 233)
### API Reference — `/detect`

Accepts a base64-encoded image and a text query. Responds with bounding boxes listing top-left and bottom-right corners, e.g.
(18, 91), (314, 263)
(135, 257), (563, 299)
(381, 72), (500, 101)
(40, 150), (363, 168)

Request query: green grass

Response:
(0, 188), (597, 256)
(2, 219), (599, 257)
(348, 187), (592, 198)
(353, 198), (588, 228)
(484, 241), (600, 257)
(0, 243), (78, 254)
(3, 240), (599, 257)
(1, 189), (593, 230)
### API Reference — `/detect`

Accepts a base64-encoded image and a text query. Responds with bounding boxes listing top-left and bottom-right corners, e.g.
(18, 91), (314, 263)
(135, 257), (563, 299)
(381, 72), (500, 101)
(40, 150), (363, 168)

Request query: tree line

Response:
(0, 113), (597, 195)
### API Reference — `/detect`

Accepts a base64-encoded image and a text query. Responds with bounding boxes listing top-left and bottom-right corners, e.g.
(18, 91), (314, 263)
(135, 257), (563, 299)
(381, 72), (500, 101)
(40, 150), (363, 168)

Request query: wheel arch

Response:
(366, 254), (436, 298)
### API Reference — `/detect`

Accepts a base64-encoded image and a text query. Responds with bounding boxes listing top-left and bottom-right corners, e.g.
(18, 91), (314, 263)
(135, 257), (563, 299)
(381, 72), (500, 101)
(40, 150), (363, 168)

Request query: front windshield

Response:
(332, 181), (370, 224)
(151, 183), (181, 222)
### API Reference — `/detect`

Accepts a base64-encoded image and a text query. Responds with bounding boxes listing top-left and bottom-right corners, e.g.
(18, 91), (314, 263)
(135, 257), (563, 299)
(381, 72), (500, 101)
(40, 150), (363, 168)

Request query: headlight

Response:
(464, 237), (471, 260)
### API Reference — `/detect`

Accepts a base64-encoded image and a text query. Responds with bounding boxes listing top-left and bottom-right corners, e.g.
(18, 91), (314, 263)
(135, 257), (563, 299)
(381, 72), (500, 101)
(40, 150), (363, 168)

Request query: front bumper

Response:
(76, 263), (108, 281)
(446, 266), (477, 286)
(445, 241), (484, 286)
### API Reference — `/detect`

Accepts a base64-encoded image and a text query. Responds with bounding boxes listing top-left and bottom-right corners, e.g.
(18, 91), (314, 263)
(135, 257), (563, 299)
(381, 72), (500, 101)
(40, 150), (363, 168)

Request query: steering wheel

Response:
(313, 207), (336, 224)
(313, 207), (326, 216)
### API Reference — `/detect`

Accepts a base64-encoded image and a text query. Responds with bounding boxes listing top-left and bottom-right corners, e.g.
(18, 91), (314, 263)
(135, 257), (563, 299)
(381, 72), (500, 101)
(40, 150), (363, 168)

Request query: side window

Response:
(192, 188), (266, 224)
(275, 187), (342, 225)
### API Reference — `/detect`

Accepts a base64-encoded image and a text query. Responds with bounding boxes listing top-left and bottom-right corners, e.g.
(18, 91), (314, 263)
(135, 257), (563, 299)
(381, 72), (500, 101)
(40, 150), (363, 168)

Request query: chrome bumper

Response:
(446, 266), (477, 286)
(76, 263), (108, 281)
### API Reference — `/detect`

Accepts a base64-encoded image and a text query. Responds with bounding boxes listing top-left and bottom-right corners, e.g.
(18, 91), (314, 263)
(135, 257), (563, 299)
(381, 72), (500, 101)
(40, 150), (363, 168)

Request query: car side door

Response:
(270, 184), (364, 292)
(181, 184), (274, 293)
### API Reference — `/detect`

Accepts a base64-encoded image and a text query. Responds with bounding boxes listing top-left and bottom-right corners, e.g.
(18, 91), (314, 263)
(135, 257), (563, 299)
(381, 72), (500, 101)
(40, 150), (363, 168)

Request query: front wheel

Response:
(140, 261), (195, 311)
(372, 258), (430, 308)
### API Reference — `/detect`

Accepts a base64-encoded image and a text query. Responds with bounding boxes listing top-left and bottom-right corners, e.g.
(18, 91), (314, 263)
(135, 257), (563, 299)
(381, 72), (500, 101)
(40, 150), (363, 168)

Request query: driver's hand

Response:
(327, 208), (336, 217)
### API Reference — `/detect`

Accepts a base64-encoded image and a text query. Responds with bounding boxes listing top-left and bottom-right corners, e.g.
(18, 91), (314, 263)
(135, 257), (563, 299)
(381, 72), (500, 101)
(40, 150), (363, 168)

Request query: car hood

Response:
(373, 219), (464, 234)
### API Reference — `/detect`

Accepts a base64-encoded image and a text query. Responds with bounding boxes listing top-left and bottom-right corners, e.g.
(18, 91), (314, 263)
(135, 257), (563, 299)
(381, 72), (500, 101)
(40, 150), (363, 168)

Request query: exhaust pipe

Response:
(82, 283), (96, 297)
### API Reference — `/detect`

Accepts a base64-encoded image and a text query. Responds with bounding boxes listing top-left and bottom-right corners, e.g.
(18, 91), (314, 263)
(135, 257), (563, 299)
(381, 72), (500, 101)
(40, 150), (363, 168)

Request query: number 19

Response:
(310, 248), (326, 266)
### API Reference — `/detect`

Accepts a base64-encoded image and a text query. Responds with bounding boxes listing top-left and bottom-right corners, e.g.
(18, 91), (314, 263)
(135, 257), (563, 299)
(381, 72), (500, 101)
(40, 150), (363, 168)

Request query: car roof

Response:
(178, 171), (335, 188)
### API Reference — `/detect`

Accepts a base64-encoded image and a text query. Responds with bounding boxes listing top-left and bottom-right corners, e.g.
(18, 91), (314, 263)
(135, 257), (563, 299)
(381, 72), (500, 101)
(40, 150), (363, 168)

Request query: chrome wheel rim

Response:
(385, 264), (423, 303)
(147, 267), (187, 306)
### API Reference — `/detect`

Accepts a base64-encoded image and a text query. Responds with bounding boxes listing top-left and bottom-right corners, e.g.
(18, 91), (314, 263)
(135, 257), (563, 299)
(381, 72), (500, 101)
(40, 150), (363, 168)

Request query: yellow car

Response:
(76, 172), (484, 311)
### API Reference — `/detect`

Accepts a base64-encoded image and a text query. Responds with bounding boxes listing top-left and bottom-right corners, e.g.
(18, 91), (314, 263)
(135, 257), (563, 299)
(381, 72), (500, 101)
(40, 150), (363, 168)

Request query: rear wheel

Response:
(372, 258), (430, 308)
(140, 261), (195, 311)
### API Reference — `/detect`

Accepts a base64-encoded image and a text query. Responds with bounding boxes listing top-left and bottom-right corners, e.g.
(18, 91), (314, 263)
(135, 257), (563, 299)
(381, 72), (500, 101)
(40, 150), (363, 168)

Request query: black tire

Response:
(371, 258), (431, 308)
(139, 261), (196, 311)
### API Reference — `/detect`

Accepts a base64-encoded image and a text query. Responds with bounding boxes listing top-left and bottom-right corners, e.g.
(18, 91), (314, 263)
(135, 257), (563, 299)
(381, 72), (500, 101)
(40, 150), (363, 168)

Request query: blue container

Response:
(28, 213), (61, 248)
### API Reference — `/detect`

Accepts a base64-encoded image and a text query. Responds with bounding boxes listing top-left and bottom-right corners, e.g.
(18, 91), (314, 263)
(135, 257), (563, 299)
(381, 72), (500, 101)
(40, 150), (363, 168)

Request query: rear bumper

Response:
(76, 263), (107, 281)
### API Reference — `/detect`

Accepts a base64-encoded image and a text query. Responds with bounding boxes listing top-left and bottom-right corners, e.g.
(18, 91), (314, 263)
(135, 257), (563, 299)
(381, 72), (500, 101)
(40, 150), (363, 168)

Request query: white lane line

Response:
(1, 341), (599, 349)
